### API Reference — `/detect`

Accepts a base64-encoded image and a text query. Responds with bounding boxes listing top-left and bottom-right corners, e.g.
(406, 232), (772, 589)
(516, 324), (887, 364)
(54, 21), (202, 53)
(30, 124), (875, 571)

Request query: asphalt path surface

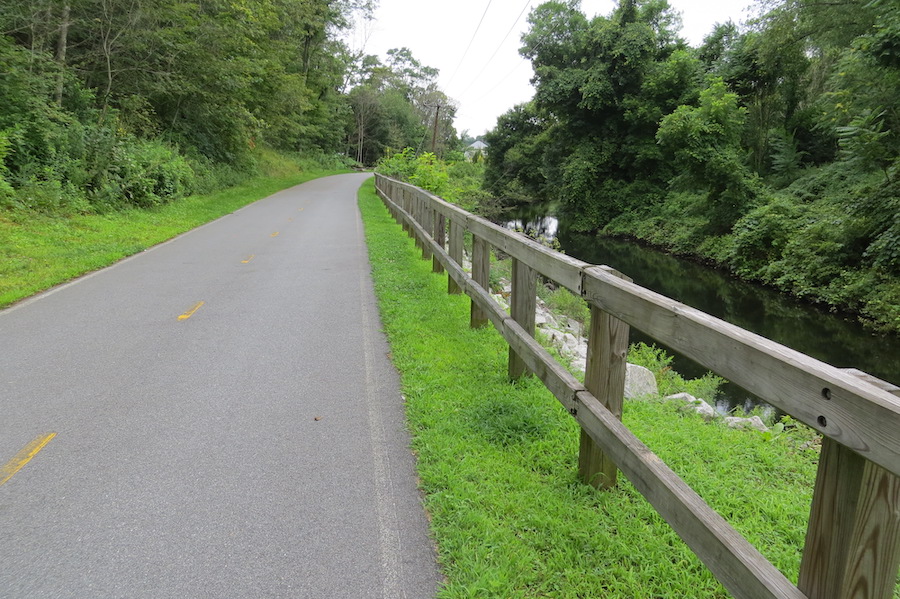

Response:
(0, 173), (441, 598)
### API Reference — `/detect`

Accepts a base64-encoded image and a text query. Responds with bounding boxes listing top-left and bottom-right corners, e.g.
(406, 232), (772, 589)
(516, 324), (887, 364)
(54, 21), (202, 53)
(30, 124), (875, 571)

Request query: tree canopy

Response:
(483, 0), (900, 331)
(0, 1), (458, 210)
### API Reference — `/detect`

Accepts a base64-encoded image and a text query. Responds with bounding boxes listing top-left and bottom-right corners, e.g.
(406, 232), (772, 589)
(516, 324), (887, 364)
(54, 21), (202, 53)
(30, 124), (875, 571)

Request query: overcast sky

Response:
(346, 0), (757, 137)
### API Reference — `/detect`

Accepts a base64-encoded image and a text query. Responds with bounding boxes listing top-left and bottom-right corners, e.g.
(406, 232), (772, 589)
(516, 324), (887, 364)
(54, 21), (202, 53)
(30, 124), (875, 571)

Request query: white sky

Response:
(347, 0), (757, 137)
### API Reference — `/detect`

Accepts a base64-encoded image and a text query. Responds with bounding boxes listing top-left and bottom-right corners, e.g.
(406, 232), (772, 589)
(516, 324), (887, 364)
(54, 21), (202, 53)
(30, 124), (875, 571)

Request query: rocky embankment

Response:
(490, 281), (769, 433)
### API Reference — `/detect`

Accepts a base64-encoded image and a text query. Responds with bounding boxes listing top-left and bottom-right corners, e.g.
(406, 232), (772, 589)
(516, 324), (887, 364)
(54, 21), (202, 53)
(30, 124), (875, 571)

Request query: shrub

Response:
(408, 153), (449, 196)
(90, 138), (195, 209)
(376, 147), (418, 181)
(859, 176), (900, 275)
(0, 131), (15, 208)
(377, 148), (449, 197)
(729, 196), (803, 277)
(627, 342), (724, 401)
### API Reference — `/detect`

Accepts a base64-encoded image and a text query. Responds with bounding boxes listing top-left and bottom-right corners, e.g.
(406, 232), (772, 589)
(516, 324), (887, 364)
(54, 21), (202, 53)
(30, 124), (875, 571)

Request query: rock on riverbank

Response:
(490, 285), (768, 433)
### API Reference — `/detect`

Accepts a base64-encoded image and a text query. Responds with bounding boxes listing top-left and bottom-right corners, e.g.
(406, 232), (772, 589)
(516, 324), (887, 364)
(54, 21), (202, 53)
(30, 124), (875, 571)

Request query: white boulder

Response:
(624, 363), (658, 399)
(665, 393), (716, 421)
(724, 415), (768, 432)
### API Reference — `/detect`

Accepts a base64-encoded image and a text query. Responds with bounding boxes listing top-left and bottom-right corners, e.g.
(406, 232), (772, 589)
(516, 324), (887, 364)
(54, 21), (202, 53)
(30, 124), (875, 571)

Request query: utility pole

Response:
(428, 104), (443, 155)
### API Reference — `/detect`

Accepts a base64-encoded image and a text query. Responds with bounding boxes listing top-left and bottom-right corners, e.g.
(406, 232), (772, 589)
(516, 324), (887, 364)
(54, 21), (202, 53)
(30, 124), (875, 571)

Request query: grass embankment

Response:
(0, 168), (348, 308)
(358, 179), (855, 598)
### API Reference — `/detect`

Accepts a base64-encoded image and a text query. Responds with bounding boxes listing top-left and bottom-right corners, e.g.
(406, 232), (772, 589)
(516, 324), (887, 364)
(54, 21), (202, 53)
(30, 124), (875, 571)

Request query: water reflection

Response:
(501, 206), (559, 241)
(499, 206), (900, 413)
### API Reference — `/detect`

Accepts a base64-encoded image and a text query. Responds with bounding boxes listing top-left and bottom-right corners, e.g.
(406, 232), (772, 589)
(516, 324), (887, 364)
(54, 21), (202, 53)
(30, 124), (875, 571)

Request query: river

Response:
(503, 208), (900, 414)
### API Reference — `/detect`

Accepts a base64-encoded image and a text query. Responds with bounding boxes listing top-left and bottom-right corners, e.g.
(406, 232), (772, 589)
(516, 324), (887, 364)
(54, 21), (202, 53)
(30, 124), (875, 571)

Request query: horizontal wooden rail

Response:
(582, 266), (900, 478)
(373, 174), (900, 599)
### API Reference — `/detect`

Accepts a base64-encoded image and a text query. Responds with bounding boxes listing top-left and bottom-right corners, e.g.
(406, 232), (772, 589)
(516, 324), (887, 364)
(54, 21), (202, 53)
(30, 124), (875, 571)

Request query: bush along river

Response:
(502, 207), (900, 414)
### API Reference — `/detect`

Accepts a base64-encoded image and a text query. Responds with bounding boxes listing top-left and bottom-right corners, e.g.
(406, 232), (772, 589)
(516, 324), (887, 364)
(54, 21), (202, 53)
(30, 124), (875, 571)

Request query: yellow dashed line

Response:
(271, 231), (280, 237)
(0, 433), (57, 487)
(241, 255), (255, 264)
(178, 301), (205, 321)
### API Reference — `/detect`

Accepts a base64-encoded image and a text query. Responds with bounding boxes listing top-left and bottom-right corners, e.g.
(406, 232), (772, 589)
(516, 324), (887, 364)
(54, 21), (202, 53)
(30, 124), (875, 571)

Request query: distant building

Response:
(465, 140), (488, 161)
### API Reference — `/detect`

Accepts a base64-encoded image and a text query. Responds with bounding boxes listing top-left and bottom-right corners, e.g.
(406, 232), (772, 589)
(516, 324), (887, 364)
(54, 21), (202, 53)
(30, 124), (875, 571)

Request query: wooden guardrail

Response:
(373, 174), (900, 599)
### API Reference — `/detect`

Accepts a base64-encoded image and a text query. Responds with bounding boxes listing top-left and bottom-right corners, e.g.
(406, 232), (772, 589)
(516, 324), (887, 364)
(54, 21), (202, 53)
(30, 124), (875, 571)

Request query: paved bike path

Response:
(0, 173), (441, 598)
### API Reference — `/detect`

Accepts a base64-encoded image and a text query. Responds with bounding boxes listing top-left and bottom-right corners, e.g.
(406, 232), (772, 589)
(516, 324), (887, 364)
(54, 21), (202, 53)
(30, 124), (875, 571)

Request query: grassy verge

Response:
(358, 179), (849, 598)
(0, 168), (347, 308)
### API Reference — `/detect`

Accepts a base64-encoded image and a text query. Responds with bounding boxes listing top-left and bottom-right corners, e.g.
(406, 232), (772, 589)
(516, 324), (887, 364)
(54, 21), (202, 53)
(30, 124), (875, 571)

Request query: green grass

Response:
(358, 179), (845, 598)
(0, 168), (347, 307)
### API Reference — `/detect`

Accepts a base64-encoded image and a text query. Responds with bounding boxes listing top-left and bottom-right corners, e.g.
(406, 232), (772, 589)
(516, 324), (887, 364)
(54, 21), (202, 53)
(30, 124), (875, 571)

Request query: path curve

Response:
(0, 173), (441, 598)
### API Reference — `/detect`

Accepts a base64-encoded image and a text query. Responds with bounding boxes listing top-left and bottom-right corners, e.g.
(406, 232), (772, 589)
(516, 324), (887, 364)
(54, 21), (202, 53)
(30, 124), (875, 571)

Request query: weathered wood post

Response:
(447, 220), (464, 295)
(390, 182), (399, 221)
(379, 178), (388, 215)
(799, 374), (900, 599)
(470, 235), (490, 328)
(400, 188), (410, 235)
(405, 188), (414, 236)
(405, 189), (415, 239)
(414, 193), (426, 253)
(579, 266), (631, 489)
(508, 258), (536, 379)
(421, 196), (433, 262)
(433, 212), (445, 274)
(386, 180), (397, 221)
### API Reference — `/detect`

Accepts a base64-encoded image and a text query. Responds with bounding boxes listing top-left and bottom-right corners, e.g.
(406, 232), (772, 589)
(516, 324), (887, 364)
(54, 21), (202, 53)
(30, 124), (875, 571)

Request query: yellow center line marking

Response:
(1, 433), (57, 487)
(178, 301), (205, 321)
(288, 218), (293, 222)
(241, 254), (255, 264)
(270, 231), (280, 237)
(298, 208), (304, 212)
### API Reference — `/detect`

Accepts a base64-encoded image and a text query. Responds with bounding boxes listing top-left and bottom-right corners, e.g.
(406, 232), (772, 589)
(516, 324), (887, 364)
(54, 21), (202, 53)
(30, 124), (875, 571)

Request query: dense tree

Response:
(496, 0), (698, 230)
(346, 47), (456, 165)
(483, 102), (548, 203)
(482, 0), (900, 331)
(489, 0), (899, 231)
(657, 79), (758, 232)
(0, 0), (419, 209)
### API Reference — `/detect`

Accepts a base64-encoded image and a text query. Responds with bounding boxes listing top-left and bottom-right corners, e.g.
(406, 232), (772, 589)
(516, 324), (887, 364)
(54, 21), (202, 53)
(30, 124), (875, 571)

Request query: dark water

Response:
(502, 208), (900, 413)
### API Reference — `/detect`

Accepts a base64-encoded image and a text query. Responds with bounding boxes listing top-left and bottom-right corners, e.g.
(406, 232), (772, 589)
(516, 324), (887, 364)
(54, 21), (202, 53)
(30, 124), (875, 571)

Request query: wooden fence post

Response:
(433, 213), (446, 274)
(387, 182), (397, 222)
(400, 188), (410, 235)
(579, 267), (631, 489)
(408, 191), (414, 231)
(390, 182), (399, 221)
(470, 235), (490, 328)
(508, 258), (536, 379)
(799, 375), (900, 599)
(405, 189), (415, 238)
(421, 199), (433, 261)
(448, 220), (463, 295)
(415, 195), (426, 253)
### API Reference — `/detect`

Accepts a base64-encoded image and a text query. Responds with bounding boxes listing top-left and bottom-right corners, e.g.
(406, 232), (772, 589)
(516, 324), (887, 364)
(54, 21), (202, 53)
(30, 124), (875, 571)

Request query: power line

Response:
(468, 57), (529, 104)
(455, 0), (534, 99)
(467, 14), (565, 104)
(414, 105), (437, 155)
(446, 0), (494, 87)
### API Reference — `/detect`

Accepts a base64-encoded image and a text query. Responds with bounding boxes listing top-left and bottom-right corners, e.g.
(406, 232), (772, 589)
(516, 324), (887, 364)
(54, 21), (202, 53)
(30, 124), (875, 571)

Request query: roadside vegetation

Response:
(1, 0), (463, 307)
(478, 0), (900, 334)
(357, 179), (849, 598)
(376, 148), (494, 215)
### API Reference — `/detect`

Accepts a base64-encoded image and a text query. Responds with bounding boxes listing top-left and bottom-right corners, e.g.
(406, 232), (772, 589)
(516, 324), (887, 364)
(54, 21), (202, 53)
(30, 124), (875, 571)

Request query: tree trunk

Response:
(55, 3), (71, 105)
(356, 113), (365, 164)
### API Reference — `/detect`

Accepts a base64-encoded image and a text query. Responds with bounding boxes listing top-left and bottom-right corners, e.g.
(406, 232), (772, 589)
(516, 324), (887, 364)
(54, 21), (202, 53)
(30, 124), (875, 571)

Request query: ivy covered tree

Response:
(497, 0), (700, 230)
(483, 102), (548, 203)
(657, 78), (758, 232)
(482, 0), (900, 331)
